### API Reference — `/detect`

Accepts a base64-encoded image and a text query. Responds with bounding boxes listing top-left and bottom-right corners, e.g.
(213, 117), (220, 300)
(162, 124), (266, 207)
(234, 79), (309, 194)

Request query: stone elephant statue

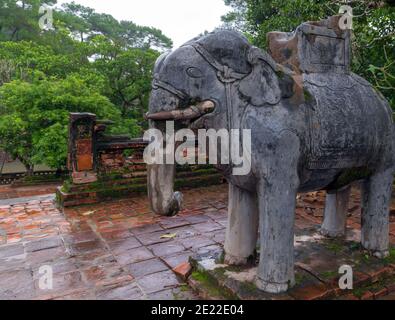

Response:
(146, 18), (395, 293)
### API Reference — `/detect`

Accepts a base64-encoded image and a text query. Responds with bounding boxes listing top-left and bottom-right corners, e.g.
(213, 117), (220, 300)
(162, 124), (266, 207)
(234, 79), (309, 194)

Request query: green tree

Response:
(91, 35), (159, 124)
(352, 3), (395, 108)
(0, 41), (88, 79)
(222, 0), (395, 110)
(58, 2), (173, 49)
(0, 0), (56, 42)
(0, 75), (120, 173)
(0, 1), (173, 171)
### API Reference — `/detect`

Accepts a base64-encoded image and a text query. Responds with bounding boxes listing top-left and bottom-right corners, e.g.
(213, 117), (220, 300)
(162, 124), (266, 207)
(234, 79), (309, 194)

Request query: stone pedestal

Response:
(188, 228), (395, 300)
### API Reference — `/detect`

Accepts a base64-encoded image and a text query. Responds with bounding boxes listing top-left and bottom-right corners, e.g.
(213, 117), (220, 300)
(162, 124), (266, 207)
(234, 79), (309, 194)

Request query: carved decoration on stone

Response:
(146, 16), (395, 294)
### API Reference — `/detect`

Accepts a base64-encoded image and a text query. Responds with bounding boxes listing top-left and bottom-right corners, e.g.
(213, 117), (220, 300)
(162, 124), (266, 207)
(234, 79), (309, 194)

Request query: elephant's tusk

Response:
(146, 101), (215, 121)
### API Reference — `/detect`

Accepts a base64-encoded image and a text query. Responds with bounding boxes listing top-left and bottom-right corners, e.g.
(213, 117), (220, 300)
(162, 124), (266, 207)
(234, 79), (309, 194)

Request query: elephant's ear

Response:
(239, 46), (282, 107)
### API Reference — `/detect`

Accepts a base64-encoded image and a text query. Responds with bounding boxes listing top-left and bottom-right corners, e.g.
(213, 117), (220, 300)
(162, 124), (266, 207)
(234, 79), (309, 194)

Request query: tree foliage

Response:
(0, 75), (119, 172)
(222, 0), (395, 109)
(0, 1), (172, 172)
(0, 0), (56, 42)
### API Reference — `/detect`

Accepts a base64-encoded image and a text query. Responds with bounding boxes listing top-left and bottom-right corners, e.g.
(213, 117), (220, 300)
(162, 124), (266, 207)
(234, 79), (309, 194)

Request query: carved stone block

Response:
(267, 16), (351, 74)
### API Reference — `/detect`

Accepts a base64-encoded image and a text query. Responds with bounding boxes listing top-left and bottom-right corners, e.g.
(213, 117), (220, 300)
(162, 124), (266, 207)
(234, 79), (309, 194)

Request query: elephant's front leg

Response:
(255, 132), (300, 294)
(224, 184), (259, 265)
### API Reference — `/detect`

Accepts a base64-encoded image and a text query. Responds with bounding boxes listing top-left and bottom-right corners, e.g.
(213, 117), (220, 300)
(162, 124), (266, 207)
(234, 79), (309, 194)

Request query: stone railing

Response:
(56, 113), (224, 207)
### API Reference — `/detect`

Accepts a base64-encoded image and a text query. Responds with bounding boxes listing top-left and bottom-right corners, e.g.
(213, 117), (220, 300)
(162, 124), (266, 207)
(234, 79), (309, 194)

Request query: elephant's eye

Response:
(186, 67), (204, 78)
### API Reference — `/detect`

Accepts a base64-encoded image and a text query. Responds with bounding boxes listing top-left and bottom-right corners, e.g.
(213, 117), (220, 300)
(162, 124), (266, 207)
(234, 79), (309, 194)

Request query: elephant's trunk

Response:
(145, 101), (215, 121)
(147, 120), (183, 216)
(146, 100), (214, 216)
(148, 162), (183, 217)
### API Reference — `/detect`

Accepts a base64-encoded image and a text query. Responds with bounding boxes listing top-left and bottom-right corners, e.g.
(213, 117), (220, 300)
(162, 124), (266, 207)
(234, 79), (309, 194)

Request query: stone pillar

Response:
(68, 113), (98, 184)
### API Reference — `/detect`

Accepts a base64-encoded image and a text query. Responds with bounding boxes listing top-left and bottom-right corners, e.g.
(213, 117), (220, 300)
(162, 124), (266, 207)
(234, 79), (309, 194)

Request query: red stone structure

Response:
(56, 113), (223, 207)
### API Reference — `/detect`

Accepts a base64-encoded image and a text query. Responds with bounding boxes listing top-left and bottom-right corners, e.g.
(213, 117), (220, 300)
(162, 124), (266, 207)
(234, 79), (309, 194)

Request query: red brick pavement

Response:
(0, 184), (394, 300)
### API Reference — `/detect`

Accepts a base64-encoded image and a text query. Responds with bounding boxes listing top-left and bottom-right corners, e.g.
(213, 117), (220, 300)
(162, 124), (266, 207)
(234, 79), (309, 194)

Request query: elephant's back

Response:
(303, 72), (393, 171)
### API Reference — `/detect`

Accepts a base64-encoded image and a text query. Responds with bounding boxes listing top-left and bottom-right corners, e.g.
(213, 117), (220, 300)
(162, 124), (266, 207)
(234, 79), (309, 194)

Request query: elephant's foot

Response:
(362, 241), (390, 259)
(255, 277), (292, 294)
(166, 191), (183, 217)
(224, 253), (251, 266)
(147, 163), (183, 217)
(371, 250), (390, 259)
(320, 227), (346, 239)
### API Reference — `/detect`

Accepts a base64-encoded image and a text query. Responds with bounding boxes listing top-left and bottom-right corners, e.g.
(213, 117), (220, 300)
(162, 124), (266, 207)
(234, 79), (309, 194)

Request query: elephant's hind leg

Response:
(361, 168), (393, 258)
(224, 184), (259, 265)
(321, 185), (351, 238)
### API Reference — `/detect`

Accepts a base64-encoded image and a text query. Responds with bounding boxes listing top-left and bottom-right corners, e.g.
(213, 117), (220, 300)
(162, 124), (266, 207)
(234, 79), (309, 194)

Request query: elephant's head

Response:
(146, 30), (286, 216)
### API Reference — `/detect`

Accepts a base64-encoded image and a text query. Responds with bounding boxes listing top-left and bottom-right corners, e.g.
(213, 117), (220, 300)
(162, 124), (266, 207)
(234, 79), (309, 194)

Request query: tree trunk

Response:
(20, 160), (34, 177)
(26, 165), (34, 177)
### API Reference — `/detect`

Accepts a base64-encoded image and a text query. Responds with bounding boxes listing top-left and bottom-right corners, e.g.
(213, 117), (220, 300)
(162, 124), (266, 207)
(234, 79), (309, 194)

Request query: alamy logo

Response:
(38, 5), (54, 31)
(143, 122), (252, 176)
(339, 5), (353, 30)
(339, 265), (353, 290)
(38, 265), (53, 290)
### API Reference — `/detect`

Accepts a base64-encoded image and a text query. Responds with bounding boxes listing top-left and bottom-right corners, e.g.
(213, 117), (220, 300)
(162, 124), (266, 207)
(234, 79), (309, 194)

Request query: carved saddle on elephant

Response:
(267, 16), (351, 75)
(267, 16), (387, 171)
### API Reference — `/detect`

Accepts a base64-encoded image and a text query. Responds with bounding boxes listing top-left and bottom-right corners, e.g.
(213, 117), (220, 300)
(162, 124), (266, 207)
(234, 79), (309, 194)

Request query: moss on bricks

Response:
(190, 271), (236, 300)
(60, 179), (72, 193)
(16, 174), (64, 186)
(55, 191), (62, 206)
(323, 239), (346, 255)
(384, 247), (395, 265)
(59, 165), (224, 207)
(320, 271), (339, 280)
(191, 271), (224, 298)
(63, 172), (222, 196)
(295, 272), (308, 286)
(237, 280), (260, 297)
(97, 184), (147, 199)
(352, 288), (365, 299)
(352, 274), (395, 299)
